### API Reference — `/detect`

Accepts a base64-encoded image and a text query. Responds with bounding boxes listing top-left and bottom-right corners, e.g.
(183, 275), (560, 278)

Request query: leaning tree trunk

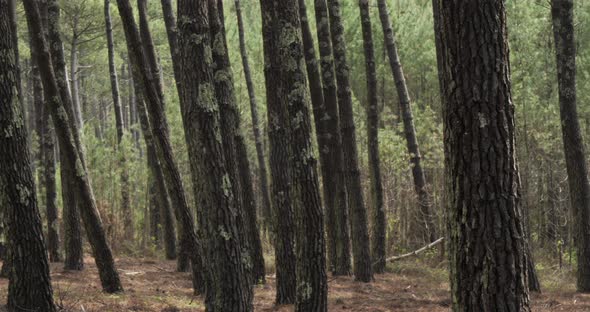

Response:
(1, 3), (57, 309)
(434, 0), (531, 310)
(115, 0), (204, 294)
(359, 0), (386, 274)
(212, 0), (266, 285)
(234, 0), (273, 232)
(177, 0), (253, 309)
(260, 0), (297, 304)
(327, 0), (373, 282)
(377, 0), (436, 243)
(272, 0), (329, 310)
(25, 0), (123, 293)
(43, 0), (85, 272)
(137, 0), (192, 272)
(313, 0), (351, 275)
(105, 0), (132, 243)
(551, 0), (590, 292)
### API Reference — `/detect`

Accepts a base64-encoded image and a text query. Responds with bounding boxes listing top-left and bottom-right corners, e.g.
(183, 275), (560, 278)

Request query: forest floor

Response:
(1, 255), (590, 311)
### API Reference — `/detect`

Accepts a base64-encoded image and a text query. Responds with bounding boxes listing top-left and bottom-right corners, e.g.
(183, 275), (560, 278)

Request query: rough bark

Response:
(272, 0), (329, 310)
(377, 0), (436, 242)
(1, 2), (57, 309)
(159, 0), (183, 96)
(234, 0), (273, 232)
(211, 0), (266, 285)
(327, 0), (373, 282)
(105, 0), (132, 242)
(434, 0), (531, 310)
(260, 0), (297, 304)
(313, 0), (351, 275)
(177, 0), (253, 309)
(115, 0), (203, 293)
(359, 0), (386, 274)
(551, 0), (590, 292)
(44, 110), (60, 262)
(25, 0), (123, 293)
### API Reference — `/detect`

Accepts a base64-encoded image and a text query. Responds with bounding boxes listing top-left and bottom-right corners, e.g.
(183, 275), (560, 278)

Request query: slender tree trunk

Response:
(69, 35), (83, 129)
(105, 0), (132, 243)
(551, 0), (590, 292)
(177, 0), (253, 309)
(271, 0), (329, 310)
(377, 0), (436, 242)
(130, 0), (195, 274)
(234, 0), (273, 233)
(212, 0), (266, 285)
(312, 0), (351, 275)
(434, 1), (531, 310)
(1, 6), (57, 309)
(159, 0), (182, 95)
(260, 0), (297, 304)
(44, 111), (61, 262)
(116, 0), (204, 293)
(327, 0), (373, 282)
(359, 0), (386, 274)
(26, 0), (123, 293)
(39, 0), (85, 272)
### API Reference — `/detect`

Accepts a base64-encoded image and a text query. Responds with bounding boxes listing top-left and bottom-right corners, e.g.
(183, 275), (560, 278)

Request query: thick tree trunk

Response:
(327, 0), (373, 282)
(1, 3), (57, 309)
(116, 0), (204, 293)
(272, 1), (329, 310)
(434, 1), (531, 310)
(234, 0), (273, 232)
(359, 0), (386, 274)
(312, 0), (351, 275)
(259, 0), (297, 304)
(551, 0), (590, 292)
(25, 0), (123, 293)
(44, 111), (61, 262)
(211, 0), (266, 285)
(177, 0), (253, 309)
(105, 0), (132, 243)
(377, 0), (436, 242)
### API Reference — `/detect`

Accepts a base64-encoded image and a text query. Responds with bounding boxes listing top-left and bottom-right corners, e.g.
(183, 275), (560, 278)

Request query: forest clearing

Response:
(2, 0), (590, 311)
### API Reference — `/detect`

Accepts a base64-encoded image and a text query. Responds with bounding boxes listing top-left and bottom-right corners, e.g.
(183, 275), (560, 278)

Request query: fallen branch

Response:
(385, 237), (444, 263)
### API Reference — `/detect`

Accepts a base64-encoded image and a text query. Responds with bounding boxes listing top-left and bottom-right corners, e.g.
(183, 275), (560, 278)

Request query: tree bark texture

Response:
(327, 0), (373, 282)
(435, 1), (531, 310)
(1, 2), (57, 308)
(313, 0), (351, 275)
(24, 0), (123, 293)
(551, 0), (590, 292)
(260, 0), (297, 304)
(177, 1), (253, 310)
(359, 0), (386, 274)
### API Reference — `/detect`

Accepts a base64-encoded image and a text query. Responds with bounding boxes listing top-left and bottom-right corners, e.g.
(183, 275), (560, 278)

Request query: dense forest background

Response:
(3, 0), (590, 310)
(12, 0), (590, 255)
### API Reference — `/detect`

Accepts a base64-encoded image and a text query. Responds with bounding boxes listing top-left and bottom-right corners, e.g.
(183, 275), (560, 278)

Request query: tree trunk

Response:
(40, 0), (85, 272)
(272, 1), (329, 310)
(312, 0), (351, 275)
(434, 1), (531, 310)
(69, 34), (83, 129)
(260, 0), (297, 304)
(551, 0), (590, 292)
(25, 0), (123, 293)
(377, 0), (436, 243)
(359, 0), (386, 274)
(177, 0), (253, 309)
(44, 110), (61, 262)
(116, 0), (204, 293)
(159, 0), (183, 96)
(211, 0), (266, 285)
(1, 3), (57, 308)
(105, 0), (132, 243)
(234, 0), (273, 233)
(327, 0), (373, 282)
